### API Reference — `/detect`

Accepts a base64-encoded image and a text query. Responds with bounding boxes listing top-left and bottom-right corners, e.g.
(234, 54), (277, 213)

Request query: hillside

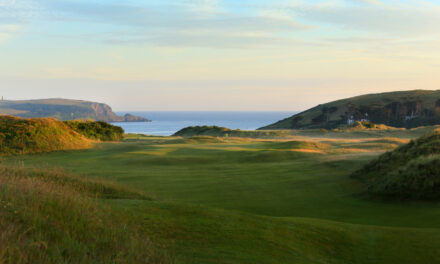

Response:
(352, 131), (440, 200)
(261, 90), (440, 130)
(0, 116), (93, 155)
(0, 98), (149, 122)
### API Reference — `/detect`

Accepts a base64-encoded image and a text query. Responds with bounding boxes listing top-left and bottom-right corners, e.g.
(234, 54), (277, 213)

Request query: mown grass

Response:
(4, 131), (440, 263)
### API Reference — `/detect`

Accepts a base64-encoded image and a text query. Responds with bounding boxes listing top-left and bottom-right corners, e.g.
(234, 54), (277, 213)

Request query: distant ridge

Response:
(260, 90), (440, 130)
(0, 98), (150, 122)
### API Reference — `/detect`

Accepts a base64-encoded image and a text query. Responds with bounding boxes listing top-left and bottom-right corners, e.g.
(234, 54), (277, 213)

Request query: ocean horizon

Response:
(113, 111), (297, 136)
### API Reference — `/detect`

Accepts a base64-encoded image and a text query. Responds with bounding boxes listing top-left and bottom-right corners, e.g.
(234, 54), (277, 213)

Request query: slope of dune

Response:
(0, 116), (92, 155)
(352, 131), (440, 200)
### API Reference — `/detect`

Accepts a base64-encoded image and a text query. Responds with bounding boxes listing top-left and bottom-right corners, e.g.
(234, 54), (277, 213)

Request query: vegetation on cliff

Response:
(261, 90), (440, 130)
(352, 131), (440, 200)
(334, 121), (399, 131)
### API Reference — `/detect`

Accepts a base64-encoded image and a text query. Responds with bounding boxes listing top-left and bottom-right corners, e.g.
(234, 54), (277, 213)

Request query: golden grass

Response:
(0, 165), (166, 263)
(0, 116), (93, 155)
(291, 149), (326, 154)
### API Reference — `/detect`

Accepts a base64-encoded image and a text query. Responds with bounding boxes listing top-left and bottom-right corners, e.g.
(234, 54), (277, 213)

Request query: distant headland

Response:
(261, 90), (440, 130)
(0, 98), (150, 122)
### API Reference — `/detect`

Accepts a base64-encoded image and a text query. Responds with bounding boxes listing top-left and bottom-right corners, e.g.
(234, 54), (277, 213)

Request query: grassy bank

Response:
(353, 131), (440, 200)
(0, 116), (92, 155)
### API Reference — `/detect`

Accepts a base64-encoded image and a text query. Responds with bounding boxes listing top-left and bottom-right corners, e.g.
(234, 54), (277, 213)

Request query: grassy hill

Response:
(0, 98), (149, 122)
(0, 116), (92, 155)
(261, 90), (440, 130)
(0, 116), (126, 155)
(352, 131), (440, 200)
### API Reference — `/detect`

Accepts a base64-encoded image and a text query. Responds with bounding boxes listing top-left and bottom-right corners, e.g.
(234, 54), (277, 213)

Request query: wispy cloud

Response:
(0, 0), (41, 43)
(0, 24), (21, 43)
(291, 1), (440, 36)
(34, 0), (310, 48)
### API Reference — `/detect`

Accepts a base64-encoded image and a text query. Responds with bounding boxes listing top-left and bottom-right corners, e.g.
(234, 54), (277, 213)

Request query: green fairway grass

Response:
(3, 130), (440, 263)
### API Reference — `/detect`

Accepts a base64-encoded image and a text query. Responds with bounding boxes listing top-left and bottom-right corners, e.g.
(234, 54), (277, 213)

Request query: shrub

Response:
(64, 121), (124, 141)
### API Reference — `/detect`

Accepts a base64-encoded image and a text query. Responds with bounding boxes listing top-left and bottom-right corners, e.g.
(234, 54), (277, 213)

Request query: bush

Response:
(173, 126), (231, 137)
(64, 121), (124, 141)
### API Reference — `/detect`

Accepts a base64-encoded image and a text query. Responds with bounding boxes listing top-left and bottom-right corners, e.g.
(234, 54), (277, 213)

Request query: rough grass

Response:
(352, 132), (440, 200)
(0, 165), (167, 264)
(0, 116), (92, 155)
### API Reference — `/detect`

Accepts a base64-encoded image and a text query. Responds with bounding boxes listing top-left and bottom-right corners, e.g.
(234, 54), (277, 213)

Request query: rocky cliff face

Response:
(0, 99), (150, 122)
(261, 90), (440, 130)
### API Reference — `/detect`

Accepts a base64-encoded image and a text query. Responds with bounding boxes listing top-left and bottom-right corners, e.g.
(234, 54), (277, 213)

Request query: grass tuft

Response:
(0, 165), (168, 264)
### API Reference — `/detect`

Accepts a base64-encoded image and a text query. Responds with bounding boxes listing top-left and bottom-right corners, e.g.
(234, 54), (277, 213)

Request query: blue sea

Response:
(112, 111), (296, 136)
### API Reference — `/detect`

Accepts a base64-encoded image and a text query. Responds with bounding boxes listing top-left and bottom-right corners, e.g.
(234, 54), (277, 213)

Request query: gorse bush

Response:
(173, 126), (232, 137)
(64, 121), (124, 141)
(0, 116), (91, 155)
(173, 126), (292, 138)
(352, 132), (440, 200)
(0, 166), (167, 264)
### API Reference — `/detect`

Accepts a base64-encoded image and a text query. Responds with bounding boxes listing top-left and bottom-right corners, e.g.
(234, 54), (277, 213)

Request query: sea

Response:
(112, 111), (297, 136)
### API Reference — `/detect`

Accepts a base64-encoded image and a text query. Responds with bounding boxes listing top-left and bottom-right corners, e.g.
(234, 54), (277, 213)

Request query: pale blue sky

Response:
(1, 0), (440, 111)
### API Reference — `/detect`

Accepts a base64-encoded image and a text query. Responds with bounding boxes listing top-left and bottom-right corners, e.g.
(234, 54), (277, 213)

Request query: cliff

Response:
(0, 98), (149, 122)
(261, 90), (440, 130)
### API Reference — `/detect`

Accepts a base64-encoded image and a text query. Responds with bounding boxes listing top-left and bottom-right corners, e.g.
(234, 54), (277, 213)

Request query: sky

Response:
(0, 0), (440, 111)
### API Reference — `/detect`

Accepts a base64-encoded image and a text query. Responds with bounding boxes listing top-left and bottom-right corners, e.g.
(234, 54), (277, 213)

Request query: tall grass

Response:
(0, 166), (169, 264)
(352, 132), (440, 200)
